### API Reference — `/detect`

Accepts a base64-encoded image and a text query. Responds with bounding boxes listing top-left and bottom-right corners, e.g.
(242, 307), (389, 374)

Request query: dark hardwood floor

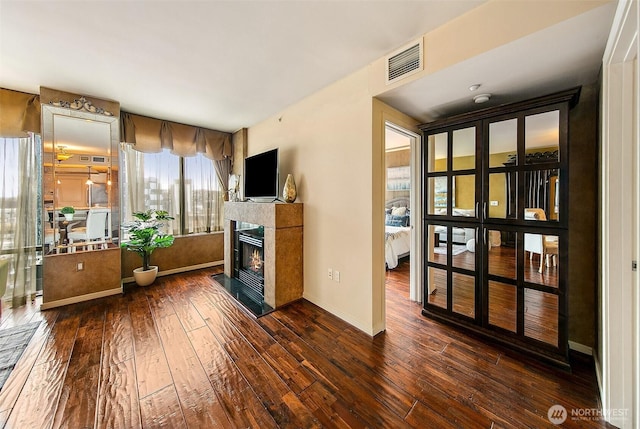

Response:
(0, 264), (612, 428)
(427, 245), (559, 345)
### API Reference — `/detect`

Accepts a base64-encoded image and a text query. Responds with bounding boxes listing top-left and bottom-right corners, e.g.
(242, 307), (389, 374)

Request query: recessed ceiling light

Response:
(473, 93), (491, 104)
(469, 84), (481, 91)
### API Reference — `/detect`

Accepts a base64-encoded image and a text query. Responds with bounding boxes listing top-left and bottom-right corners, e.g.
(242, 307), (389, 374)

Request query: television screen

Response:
(244, 148), (279, 200)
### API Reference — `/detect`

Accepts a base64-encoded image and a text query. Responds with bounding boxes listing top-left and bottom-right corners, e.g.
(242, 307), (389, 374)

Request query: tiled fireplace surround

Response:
(223, 202), (303, 309)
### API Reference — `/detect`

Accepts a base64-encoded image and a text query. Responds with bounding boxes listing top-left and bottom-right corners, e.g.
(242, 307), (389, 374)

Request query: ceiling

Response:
(1, 1), (616, 134)
(1, 0), (483, 133)
(378, 2), (617, 122)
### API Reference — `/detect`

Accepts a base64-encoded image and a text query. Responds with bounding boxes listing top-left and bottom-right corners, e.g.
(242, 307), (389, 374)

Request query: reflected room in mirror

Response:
(42, 100), (120, 255)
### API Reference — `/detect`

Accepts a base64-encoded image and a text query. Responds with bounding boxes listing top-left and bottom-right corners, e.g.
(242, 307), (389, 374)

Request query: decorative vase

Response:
(133, 266), (158, 286)
(283, 174), (297, 203)
(64, 213), (74, 221)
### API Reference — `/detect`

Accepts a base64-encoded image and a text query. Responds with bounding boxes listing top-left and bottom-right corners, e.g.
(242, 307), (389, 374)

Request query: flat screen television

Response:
(244, 148), (279, 201)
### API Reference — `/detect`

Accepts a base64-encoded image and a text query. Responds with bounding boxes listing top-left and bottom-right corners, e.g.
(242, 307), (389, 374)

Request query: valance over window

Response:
(0, 88), (41, 137)
(120, 112), (231, 160)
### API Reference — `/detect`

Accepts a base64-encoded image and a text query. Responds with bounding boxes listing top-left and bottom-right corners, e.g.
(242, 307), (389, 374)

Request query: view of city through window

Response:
(121, 148), (223, 237)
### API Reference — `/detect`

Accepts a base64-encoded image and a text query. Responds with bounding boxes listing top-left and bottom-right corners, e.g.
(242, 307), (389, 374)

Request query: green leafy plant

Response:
(121, 210), (175, 271)
(60, 206), (75, 214)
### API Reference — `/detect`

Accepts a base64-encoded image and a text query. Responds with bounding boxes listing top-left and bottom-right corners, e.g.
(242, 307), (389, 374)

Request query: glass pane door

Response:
(424, 124), (480, 322)
(420, 92), (574, 365)
(482, 108), (567, 356)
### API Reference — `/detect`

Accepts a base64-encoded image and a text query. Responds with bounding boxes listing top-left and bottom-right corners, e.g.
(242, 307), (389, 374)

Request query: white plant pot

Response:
(63, 213), (74, 221)
(133, 266), (158, 287)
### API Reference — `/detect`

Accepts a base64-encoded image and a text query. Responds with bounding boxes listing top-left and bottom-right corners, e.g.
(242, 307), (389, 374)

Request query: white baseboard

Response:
(40, 287), (122, 310)
(593, 352), (605, 409)
(121, 260), (224, 284)
(569, 340), (593, 356)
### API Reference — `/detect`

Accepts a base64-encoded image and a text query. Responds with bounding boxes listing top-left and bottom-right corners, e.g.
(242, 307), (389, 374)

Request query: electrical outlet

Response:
(334, 270), (340, 283)
(328, 268), (333, 280)
(77, 262), (84, 271)
(490, 200), (499, 206)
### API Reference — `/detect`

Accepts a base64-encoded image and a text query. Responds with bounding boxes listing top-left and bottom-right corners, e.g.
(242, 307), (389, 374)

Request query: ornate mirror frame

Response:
(40, 87), (122, 308)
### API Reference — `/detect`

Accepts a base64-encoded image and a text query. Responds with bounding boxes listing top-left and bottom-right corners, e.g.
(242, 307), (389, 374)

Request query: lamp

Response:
(86, 166), (93, 185)
(56, 146), (73, 162)
(107, 167), (112, 186)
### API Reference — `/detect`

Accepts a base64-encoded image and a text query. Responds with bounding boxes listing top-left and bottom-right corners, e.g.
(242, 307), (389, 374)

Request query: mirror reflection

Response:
(43, 109), (119, 255)
(427, 132), (447, 173)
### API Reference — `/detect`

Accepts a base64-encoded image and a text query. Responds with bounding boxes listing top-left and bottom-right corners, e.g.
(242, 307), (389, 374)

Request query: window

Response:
(184, 154), (223, 233)
(121, 145), (223, 236)
(0, 134), (41, 302)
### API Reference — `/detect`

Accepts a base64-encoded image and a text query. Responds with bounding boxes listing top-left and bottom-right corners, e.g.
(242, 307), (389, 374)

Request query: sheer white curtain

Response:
(0, 135), (40, 307)
(121, 144), (180, 235)
(184, 153), (224, 233)
(122, 145), (224, 236)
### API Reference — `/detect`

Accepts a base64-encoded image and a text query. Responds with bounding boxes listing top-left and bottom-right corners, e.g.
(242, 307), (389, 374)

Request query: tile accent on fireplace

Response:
(212, 273), (274, 317)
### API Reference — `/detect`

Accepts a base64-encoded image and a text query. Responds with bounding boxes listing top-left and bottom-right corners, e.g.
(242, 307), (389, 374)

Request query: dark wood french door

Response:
(420, 90), (575, 366)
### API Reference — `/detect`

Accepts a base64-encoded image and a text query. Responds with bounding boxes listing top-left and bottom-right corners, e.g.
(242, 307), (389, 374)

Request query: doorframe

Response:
(385, 122), (423, 302)
(599, 0), (638, 427)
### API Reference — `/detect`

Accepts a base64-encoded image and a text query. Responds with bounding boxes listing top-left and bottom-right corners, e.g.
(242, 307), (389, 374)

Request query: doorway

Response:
(599, 0), (639, 425)
(384, 122), (422, 303)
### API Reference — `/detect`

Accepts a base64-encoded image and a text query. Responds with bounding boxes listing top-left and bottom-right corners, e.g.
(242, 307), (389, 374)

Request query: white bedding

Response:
(385, 225), (411, 269)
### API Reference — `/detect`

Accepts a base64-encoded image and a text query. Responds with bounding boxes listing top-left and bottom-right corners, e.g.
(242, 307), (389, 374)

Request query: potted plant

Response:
(60, 206), (75, 221)
(121, 209), (175, 286)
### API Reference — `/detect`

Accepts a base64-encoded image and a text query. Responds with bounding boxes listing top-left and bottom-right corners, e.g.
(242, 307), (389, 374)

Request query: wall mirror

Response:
(42, 100), (120, 256)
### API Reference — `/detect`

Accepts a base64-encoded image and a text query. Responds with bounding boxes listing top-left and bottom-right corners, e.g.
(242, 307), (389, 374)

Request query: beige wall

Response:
(231, 128), (248, 179)
(249, 68), (378, 333)
(43, 248), (121, 304)
(247, 0), (605, 339)
(122, 233), (224, 278)
(372, 100), (421, 331)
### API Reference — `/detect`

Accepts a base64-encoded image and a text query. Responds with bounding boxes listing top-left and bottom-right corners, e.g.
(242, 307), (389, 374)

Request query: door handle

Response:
(475, 202), (479, 218)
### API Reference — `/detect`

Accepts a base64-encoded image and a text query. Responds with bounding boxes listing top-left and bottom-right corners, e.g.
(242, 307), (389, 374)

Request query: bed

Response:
(385, 197), (411, 269)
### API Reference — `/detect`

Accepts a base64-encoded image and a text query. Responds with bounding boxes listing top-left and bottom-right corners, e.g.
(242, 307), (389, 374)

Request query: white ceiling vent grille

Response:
(386, 39), (423, 84)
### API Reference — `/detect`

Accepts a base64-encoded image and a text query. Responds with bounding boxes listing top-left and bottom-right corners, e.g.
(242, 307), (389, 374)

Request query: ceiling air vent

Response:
(386, 39), (423, 84)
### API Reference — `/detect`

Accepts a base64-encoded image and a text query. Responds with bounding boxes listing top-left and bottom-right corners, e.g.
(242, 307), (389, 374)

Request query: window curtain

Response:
(121, 144), (181, 235)
(120, 112), (232, 232)
(120, 112), (231, 159)
(0, 88), (41, 137)
(0, 135), (40, 307)
(214, 158), (232, 201)
(184, 154), (224, 233)
(0, 89), (41, 308)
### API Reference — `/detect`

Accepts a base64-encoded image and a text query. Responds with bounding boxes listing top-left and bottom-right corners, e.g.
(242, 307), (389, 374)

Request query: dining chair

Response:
(67, 208), (110, 246)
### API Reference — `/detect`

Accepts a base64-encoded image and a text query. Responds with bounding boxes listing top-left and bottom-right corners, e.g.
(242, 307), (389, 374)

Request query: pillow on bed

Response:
(391, 206), (407, 216)
(385, 214), (409, 227)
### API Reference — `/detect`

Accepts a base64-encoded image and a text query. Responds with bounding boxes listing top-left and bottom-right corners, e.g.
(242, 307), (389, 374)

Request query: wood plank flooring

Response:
(427, 246), (559, 345)
(0, 264), (613, 428)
